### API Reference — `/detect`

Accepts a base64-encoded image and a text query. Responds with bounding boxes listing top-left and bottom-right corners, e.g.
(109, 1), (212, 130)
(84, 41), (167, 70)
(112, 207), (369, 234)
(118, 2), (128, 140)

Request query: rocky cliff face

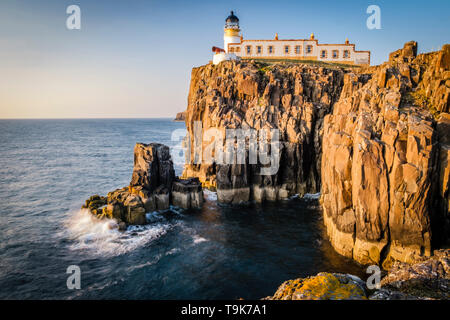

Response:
(183, 58), (346, 202)
(321, 42), (450, 266)
(182, 42), (449, 266)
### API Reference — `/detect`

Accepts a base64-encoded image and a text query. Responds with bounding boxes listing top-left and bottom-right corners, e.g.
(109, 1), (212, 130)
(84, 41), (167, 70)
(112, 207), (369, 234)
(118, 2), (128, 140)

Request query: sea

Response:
(0, 118), (366, 299)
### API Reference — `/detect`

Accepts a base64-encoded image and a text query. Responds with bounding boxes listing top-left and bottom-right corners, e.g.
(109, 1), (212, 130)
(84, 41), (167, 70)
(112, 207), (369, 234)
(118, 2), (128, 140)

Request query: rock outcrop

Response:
(264, 272), (367, 300)
(265, 249), (449, 300)
(174, 111), (186, 122)
(375, 249), (450, 299)
(182, 42), (449, 266)
(83, 143), (203, 226)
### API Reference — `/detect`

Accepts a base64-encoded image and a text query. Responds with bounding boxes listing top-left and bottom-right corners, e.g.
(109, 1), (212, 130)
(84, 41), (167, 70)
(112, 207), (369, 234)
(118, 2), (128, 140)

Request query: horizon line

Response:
(0, 116), (180, 120)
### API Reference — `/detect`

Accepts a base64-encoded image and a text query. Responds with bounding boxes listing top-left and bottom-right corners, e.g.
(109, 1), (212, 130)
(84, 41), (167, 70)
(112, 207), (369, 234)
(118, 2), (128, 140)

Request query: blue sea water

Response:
(0, 119), (365, 299)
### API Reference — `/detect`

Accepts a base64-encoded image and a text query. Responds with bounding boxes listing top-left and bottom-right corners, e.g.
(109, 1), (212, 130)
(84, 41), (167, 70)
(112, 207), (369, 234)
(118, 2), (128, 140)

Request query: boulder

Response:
(265, 273), (367, 300)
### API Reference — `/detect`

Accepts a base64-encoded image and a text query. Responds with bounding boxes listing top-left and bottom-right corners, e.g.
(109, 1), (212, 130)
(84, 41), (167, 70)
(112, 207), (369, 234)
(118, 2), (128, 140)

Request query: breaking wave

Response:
(64, 209), (170, 257)
(203, 189), (218, 201)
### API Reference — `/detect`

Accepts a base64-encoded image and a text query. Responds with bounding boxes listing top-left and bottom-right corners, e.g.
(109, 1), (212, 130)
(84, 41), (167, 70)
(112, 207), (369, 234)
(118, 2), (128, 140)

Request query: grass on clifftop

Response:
(403, 88), (440, 119)
(244, 58), (362, 70)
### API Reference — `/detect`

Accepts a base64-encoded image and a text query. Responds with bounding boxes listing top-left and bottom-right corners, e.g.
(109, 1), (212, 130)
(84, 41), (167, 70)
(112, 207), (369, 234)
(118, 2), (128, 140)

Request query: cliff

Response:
(182, 42), (450, 266)
(321, 42), (450, 266)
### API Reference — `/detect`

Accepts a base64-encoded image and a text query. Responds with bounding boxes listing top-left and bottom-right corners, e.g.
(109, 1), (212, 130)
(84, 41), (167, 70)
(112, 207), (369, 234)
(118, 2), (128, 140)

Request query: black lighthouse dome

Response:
(225, 11), (239, 24)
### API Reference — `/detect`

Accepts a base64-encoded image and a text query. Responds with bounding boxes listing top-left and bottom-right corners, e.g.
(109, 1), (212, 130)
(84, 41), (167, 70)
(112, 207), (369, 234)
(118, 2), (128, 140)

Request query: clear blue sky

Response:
(0, 0), (449, 118)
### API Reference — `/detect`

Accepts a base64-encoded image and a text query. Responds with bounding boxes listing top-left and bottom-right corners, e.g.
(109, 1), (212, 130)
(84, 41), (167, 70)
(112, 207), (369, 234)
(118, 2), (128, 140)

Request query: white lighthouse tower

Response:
(212, 11), (241, 65)
(223, 11), (240, 53)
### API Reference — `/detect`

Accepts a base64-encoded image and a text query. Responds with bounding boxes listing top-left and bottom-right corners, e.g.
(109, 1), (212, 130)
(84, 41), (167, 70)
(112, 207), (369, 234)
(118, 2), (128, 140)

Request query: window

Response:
(306, 45), (312, 54)
(295, 46), (301, 54)
(332, 50), (339, 59)
(268, 46), (274, 54)
(343, 50), (350, 58)
(257, 46), (262, 54)
(320, 50), (327, 58)
(230, 47), (234, 53)
(284, 45), (290, 54)
(246, 45), (252, 55)
(236, 47), (241, 53)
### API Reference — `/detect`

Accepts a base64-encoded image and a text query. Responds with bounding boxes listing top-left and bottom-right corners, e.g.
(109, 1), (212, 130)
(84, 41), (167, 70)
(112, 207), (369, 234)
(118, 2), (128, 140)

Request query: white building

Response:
(213, 11), (370, 66)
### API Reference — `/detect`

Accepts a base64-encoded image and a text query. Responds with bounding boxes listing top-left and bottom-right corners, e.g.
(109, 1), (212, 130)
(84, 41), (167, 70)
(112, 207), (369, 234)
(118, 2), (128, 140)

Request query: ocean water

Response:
(0, 119), (365, 300)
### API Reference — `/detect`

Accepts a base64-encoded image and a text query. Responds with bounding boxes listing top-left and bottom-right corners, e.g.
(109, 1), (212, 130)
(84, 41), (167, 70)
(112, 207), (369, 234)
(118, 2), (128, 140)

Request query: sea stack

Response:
(83, 142), (203, 226)
(174, 111), (186, 122)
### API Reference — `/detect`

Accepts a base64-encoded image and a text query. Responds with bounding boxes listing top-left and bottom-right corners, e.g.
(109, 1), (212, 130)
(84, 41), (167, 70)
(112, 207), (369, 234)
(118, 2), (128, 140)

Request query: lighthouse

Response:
(223, 11), (240, 53)
(212, 11), (241, 65)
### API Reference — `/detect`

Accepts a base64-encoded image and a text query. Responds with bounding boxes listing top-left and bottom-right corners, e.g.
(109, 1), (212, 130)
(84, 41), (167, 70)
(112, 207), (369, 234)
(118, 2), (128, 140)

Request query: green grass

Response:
(245, 58), (362, 70)
(403, 88), (439, 119)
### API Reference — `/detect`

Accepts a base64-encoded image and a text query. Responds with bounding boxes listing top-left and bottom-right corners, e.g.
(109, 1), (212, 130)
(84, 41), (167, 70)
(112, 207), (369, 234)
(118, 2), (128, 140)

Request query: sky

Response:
(0, 0), (449, 119)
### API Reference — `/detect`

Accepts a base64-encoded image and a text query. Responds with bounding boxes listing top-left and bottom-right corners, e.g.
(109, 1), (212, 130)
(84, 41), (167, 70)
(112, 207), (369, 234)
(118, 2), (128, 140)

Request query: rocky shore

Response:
(265, 249), (449, 300)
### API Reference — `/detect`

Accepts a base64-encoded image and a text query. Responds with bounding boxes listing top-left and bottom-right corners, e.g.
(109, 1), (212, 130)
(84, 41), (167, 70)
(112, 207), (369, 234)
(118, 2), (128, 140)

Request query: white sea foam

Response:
(203, 189), (218, 201)
(65, 209), (169, 257)
(303, 192), (321, 200)
(126, 248), (181, 272)
(146, 211), (166, 223)
(126, 256), (162, 272)
(193, 234), (208, 244)
(166, 247), (181, 255)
